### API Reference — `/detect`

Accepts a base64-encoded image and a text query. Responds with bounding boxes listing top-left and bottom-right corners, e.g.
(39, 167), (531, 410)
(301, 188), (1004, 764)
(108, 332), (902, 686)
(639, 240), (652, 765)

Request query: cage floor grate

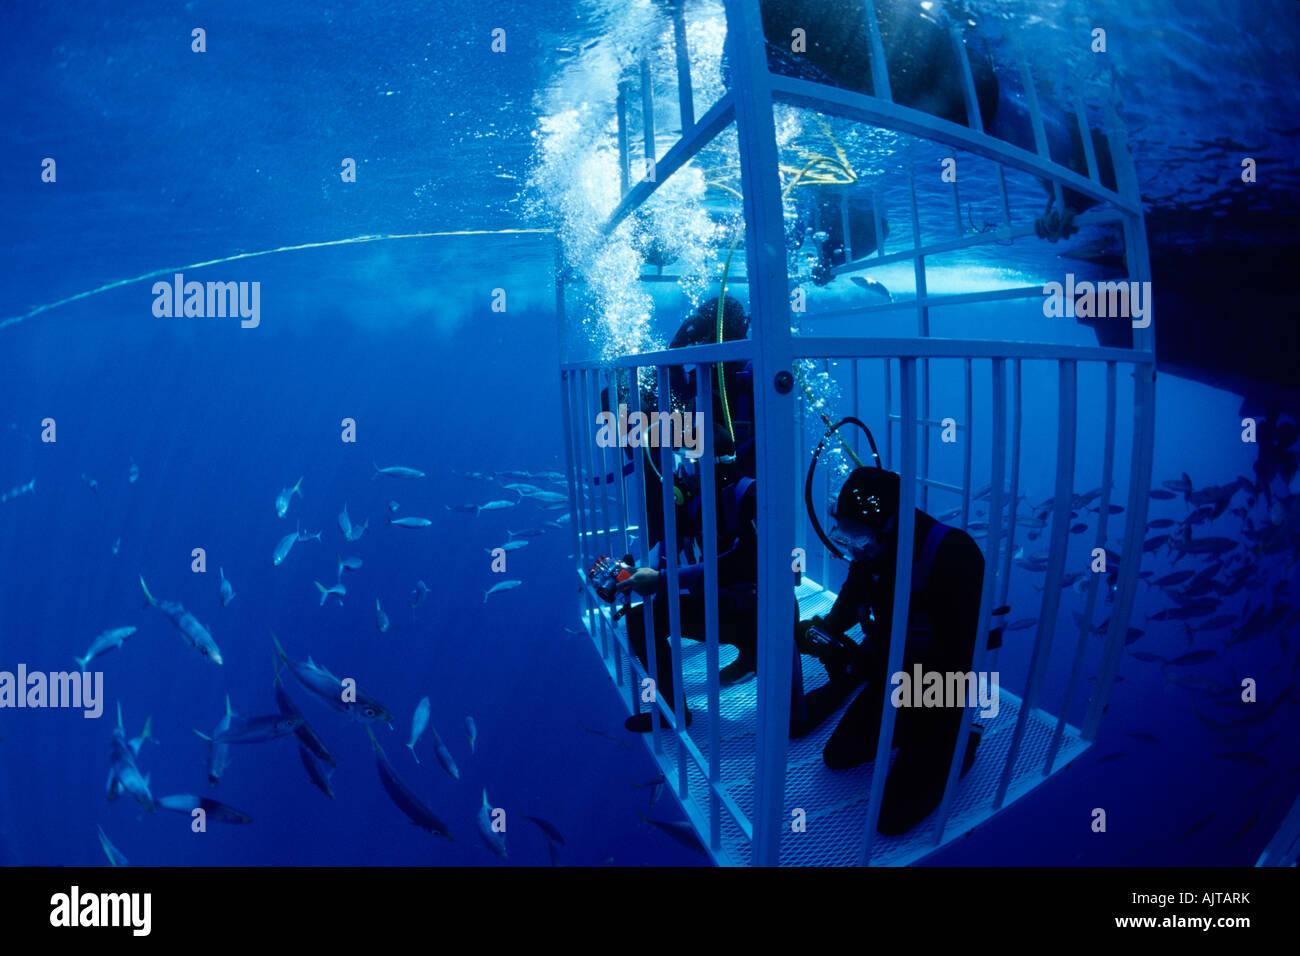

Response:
(584, 578), (1089, 865)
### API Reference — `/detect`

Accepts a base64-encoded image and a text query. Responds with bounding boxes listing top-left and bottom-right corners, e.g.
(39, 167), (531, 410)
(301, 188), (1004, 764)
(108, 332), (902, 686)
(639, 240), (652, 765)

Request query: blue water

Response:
(1, 0), (1298, 866)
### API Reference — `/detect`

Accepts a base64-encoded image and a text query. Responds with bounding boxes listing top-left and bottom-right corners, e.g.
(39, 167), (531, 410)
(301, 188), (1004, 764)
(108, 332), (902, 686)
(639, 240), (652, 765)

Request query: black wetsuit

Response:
(796, 509), (985, 835)
(625, 440), (760, 713)
(755, 0), (1116, 216)
(758, 0), (999, 128)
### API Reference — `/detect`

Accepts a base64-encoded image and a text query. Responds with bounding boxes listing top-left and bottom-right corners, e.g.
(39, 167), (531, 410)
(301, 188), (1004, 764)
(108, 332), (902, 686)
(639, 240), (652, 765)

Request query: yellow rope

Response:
(703, 126), (858, 451)
(714, 233), (743, 447)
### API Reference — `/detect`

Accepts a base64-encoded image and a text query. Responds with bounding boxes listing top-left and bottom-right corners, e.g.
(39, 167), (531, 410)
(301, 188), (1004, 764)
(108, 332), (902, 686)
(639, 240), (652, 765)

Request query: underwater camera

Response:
(588, 555), (634, 603)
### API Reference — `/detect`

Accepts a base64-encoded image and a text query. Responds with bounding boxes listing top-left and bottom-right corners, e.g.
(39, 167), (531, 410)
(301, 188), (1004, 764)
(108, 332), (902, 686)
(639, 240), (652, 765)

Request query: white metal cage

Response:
(555, 0), (1156, 866)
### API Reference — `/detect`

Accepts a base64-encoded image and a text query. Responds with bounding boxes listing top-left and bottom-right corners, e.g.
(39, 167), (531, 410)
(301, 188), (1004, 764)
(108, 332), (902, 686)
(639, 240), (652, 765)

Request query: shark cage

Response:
(553, 0), (1156, 865)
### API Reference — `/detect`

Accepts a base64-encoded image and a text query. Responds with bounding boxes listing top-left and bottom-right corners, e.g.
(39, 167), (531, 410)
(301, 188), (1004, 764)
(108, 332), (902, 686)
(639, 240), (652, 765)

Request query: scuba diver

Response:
(793, 455), (986, 836)
(610, 295), (825, 733)
(610, 296), (765, 733)
(753, 0), (1116, 245)
(790, 187), (892, 289)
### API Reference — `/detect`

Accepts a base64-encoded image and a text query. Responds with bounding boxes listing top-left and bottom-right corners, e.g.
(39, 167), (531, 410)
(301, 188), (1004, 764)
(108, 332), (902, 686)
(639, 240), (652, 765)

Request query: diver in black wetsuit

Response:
(792, 465), (986, 836)
(616, 295), (826, 730)
(755, 0), (1117, 245)
(615, 296), (767, 732)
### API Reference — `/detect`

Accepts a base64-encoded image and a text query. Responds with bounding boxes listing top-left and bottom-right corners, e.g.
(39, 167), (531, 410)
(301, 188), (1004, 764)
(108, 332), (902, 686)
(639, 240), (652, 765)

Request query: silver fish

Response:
(478, 500), (517, 515)
(367, 727), (452, 839)
(521, 813), (565, 846)
(464, 715), (477, 754)
(213, 713), (304, 745)
(127, 457), (139, 484)
(156, 794), (252, 824)
(407, 696), (431, 762)
(529, 491), (568, 507)
(75, 626), (137, 671)
(484, 580), (522, 603)
(506, 528), (546, 539)
(297, 744), (335, 799)
(139, 576), (222, 665)
(486, 540), (530, 553)
(337, 502), (353, 539)
(639, 813), (707, 855)
(503, 483), (543, 497)
(105, 706), (153, 804)
(372, 462), (426, 479)
(272, 633), (391, 724)
(218, 566), (235, 607)
(633, 773), (667, 809)
(107, 703), (153, 811)
(0, 477), (35, 503)
(194, 696), (236, 786)
(376, 598), (390, 633)
(410, 580), (429, 608)
(97, 825), (128, 867)
(478, 790), (508, 859)
(345, 517), (369, 542)
(315, 580), (346, 606)
(275, 477), (303, 518)
(388, 500), (400, 513)
(273, 528), (299, 566)
(275, 524), (322, 565)
(431, 725), (459, 780)
(388, 516), (433, 529)
(274, 667), (336, 767)
(1173, 536), (1238, 556)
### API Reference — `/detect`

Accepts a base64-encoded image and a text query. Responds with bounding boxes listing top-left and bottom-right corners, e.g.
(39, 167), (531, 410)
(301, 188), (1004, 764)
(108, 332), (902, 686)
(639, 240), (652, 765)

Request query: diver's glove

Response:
(796, 617), (859, 677)
(794, 615), (826, 655)
(1033, 207), (1079, 243)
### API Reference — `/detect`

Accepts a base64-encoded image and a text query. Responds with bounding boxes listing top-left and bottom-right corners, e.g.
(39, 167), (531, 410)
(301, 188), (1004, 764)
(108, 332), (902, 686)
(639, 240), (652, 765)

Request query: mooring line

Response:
(0, 228), (556, 331)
